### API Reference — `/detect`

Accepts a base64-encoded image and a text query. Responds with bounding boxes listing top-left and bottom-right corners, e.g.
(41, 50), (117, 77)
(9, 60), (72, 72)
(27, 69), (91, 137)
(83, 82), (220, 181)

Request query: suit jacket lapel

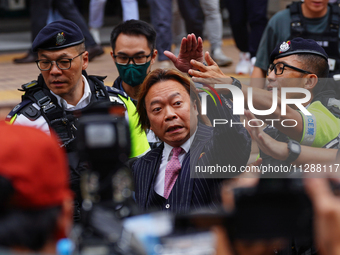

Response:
(180, 122), (213, 212)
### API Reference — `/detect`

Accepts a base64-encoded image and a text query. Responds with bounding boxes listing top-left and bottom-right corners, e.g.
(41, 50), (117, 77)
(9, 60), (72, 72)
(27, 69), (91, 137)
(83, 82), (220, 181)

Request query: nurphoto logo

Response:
(199, 83), (312, 128)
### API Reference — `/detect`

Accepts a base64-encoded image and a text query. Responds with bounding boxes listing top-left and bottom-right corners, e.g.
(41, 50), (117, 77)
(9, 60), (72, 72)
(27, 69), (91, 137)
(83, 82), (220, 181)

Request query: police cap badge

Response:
(32, 20), (85, 52)
(270, 37), (328, 64)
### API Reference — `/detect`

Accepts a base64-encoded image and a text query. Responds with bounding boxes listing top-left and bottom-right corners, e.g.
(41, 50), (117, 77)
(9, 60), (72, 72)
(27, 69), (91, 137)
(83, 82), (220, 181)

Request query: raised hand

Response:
(164, 33), (204, 73)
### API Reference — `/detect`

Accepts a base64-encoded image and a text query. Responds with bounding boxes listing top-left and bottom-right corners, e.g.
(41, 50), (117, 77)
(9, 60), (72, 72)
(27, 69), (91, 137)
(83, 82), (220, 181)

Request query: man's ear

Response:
(151, 49), (158, 65)
(82, 51), (89, 70)
(110, 51), (115, 61)
(304, 73), (318, 90)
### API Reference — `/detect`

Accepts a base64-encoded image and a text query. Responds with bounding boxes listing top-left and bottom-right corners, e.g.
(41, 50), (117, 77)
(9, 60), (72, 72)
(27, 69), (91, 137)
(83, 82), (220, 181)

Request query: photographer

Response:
(0, 122), (73, 254)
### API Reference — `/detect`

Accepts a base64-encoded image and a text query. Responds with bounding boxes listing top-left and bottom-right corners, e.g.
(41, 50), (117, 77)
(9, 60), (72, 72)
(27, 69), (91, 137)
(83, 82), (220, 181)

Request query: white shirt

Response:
(154, 130), (197, 197)
(14, 75), (92, 135)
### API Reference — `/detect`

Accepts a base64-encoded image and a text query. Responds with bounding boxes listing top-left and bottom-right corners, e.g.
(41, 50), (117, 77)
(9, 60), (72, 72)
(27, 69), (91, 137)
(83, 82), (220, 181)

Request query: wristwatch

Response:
(285, 140), (301, 163)
(230, 76), (242, 90)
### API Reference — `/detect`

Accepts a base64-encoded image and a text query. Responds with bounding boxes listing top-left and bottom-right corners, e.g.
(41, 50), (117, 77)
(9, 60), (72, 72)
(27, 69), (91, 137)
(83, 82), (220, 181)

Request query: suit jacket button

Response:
(165, 204), (170, 209)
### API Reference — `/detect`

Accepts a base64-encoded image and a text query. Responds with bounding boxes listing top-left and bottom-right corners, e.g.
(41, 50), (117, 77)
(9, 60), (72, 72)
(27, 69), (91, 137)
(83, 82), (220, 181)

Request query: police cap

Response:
(32, 20), (85, 52)
(270, 37), (328, 63)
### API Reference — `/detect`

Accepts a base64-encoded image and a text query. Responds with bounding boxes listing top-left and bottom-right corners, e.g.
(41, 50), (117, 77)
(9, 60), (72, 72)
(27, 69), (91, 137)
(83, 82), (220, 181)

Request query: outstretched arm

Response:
(250, 66), (267, 88)
(244, 110), (337, 165)
(164, 33), (204, 73)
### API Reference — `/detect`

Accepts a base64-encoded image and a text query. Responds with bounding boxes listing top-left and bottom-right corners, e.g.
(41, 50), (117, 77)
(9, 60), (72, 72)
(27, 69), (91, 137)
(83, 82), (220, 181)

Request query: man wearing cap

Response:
(0, 122), (73, 254)
(190, 37), (340, 159)
(6, 20), (150, 221)
(249, 0), (340, 126)
(251, 0), (340, 97)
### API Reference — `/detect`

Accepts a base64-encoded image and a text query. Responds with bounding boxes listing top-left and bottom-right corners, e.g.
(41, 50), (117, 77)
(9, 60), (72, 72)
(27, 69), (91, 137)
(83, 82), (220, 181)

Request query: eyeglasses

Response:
(113, 51), (153, 65)
(267, 62), (312, 76)
(35, 51), (85, 71)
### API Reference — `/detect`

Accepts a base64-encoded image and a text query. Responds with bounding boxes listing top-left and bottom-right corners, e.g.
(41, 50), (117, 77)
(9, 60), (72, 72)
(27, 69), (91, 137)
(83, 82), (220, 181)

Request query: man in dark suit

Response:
(133, 68), (251, 213)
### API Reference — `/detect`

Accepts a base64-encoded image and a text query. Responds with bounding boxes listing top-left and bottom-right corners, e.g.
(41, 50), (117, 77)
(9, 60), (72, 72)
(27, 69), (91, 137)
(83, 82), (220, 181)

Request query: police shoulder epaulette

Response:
(6, 99), (33, 121)
(18, 80), (39, 92)
(105, 86), (129, 99)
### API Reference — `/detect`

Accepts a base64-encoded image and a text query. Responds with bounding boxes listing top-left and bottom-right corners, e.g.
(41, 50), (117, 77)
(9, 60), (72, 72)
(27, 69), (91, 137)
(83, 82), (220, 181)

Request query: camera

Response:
(72, 101), (145, 255)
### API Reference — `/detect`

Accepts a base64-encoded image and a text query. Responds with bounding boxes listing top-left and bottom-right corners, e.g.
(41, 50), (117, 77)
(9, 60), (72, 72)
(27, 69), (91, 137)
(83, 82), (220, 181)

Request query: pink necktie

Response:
(164, 147), (183, 199)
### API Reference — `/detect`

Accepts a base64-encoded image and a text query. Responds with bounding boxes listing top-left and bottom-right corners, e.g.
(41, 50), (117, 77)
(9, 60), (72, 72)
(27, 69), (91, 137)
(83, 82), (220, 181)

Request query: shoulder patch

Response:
(6, 99), (33, 121)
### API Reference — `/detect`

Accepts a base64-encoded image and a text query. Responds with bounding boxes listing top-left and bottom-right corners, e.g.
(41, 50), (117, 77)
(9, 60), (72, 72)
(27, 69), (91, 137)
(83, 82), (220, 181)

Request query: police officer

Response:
(251, 0), (340, 113)
(252, 0), (337, 81)
(6, 20), (150, 221)
(191, 37), (340, 162)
